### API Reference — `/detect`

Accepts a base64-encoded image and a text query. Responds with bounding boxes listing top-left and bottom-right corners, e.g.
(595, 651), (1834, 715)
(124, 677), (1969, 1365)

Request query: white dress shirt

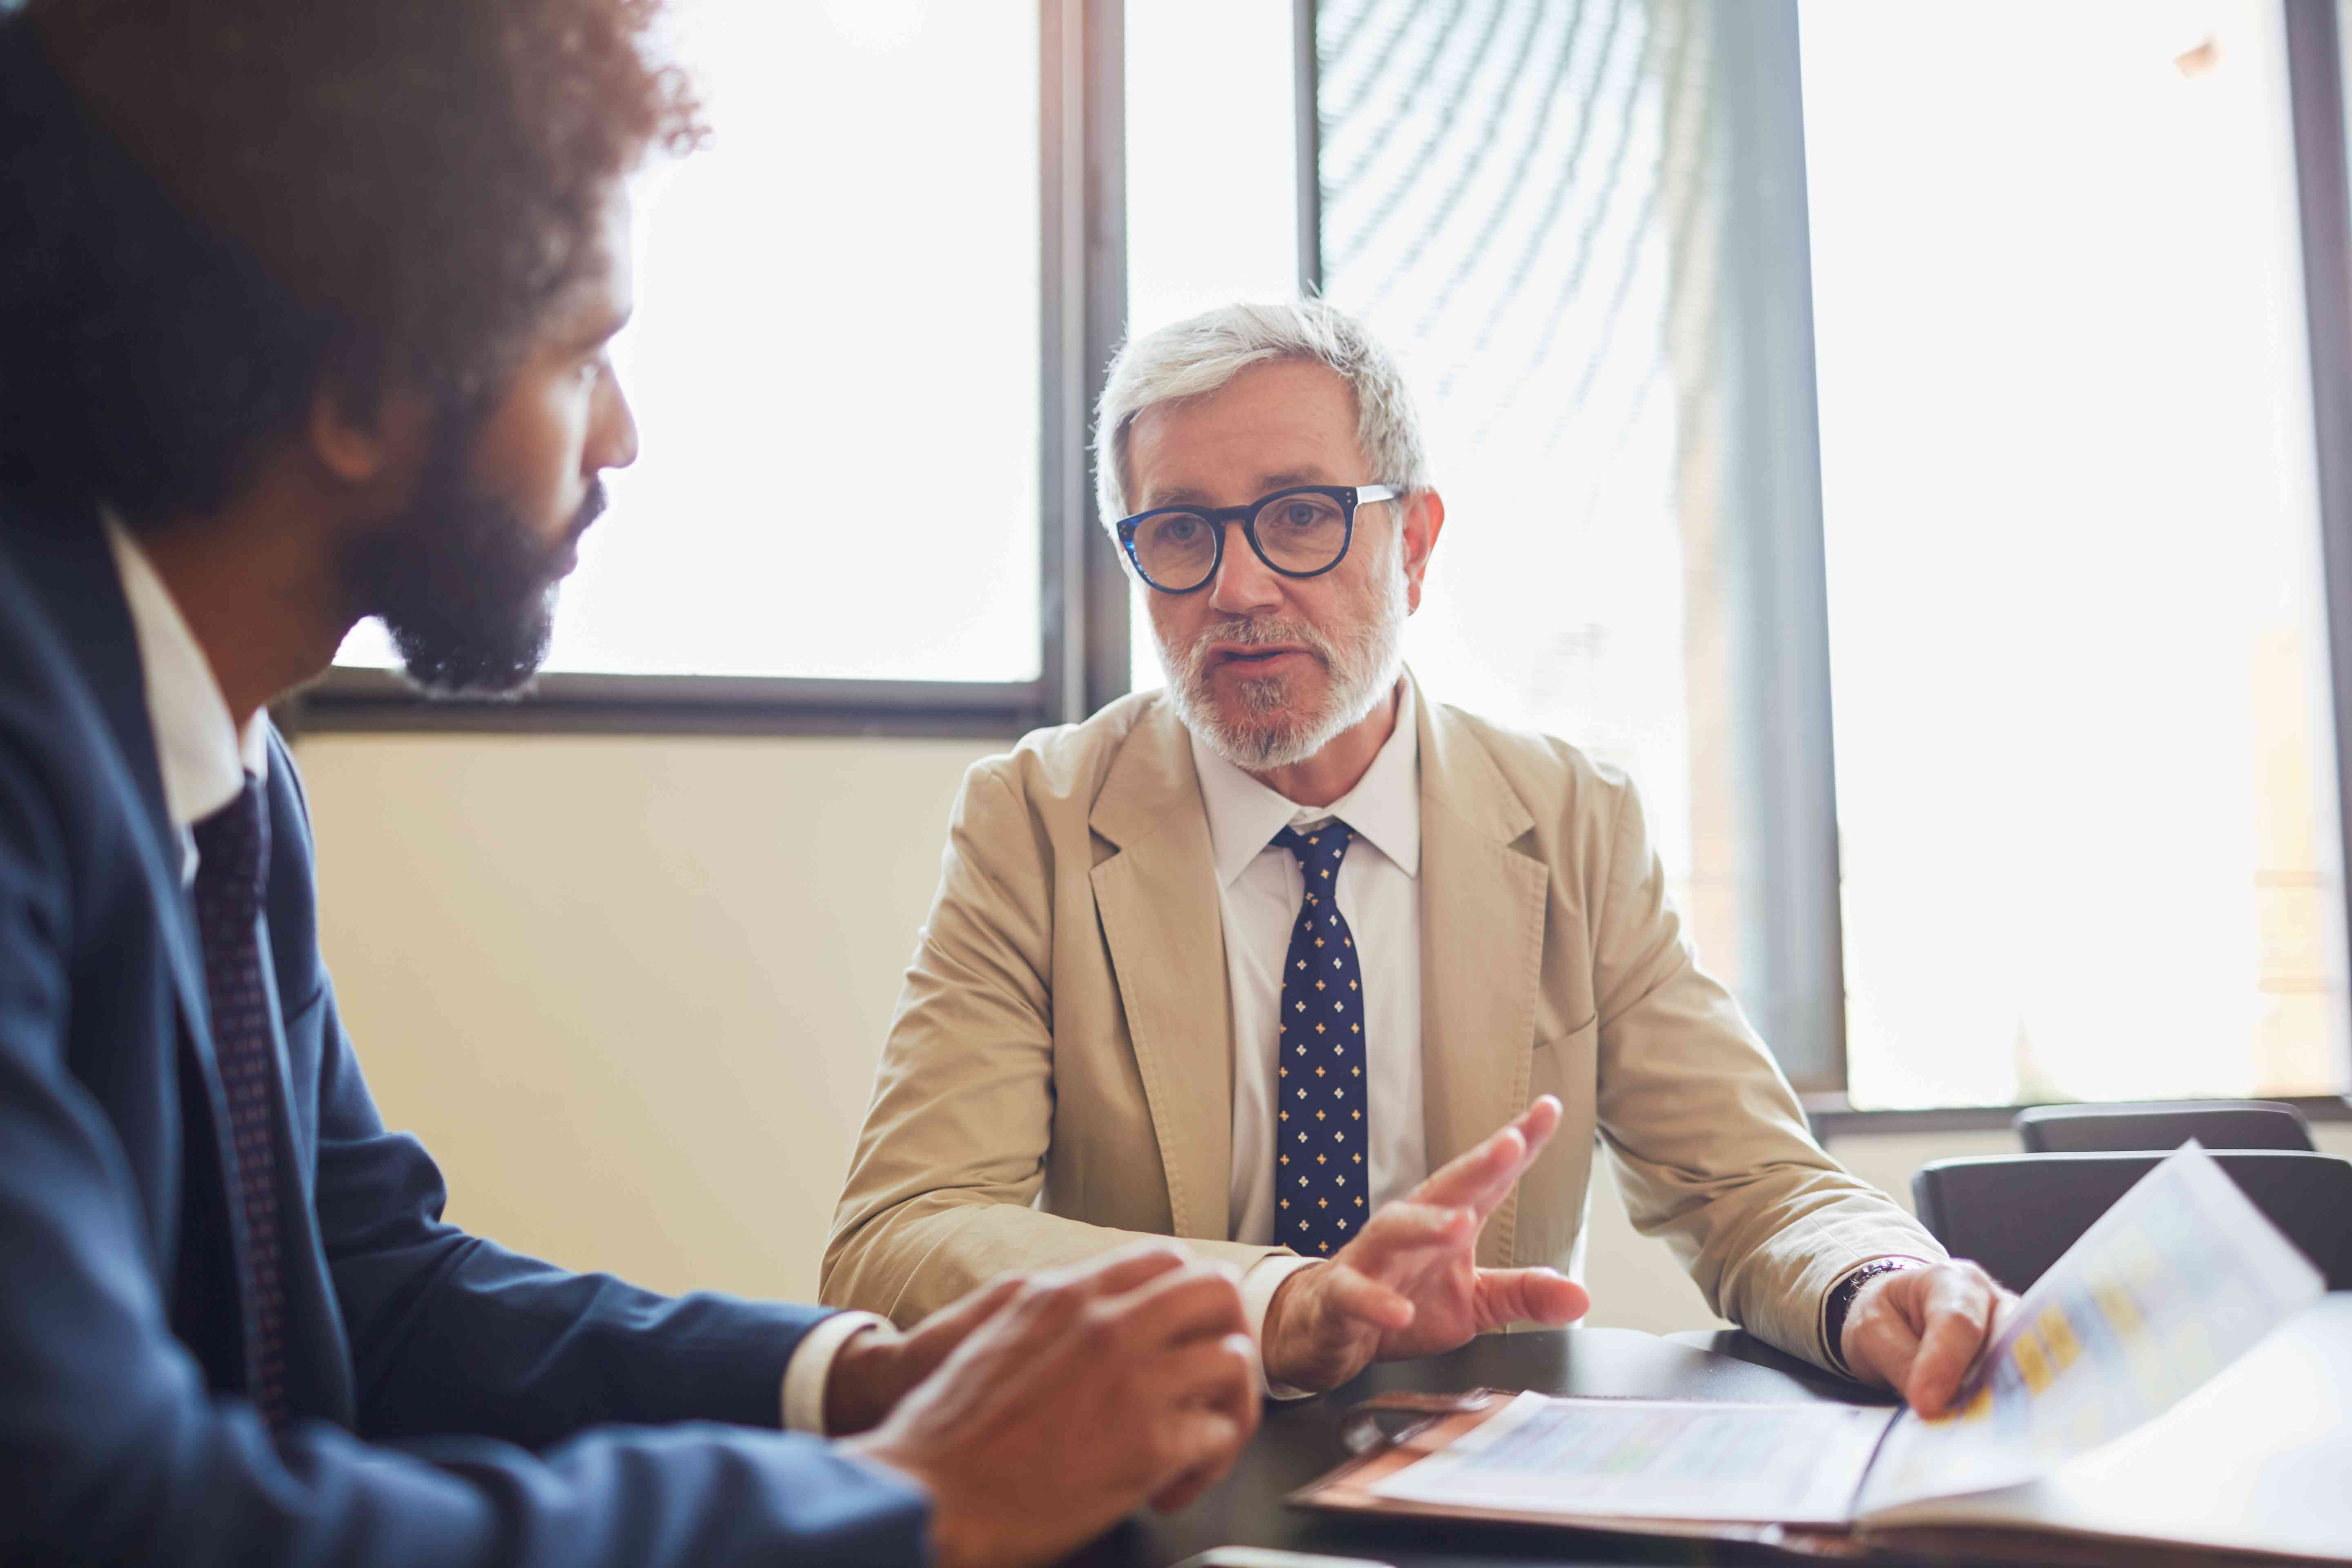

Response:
(100, 516), (880, 1434)
(1190, 679), (1429, 1376)
(105, 517), (270, 884)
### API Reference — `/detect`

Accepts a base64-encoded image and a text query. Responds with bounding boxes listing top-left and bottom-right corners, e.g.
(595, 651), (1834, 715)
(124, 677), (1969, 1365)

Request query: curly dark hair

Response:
(0, 0), (704, 519)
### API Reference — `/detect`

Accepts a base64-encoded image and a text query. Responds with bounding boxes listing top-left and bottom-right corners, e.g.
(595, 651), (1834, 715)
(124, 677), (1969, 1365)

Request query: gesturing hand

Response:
(1259, 1096), (1590, 1393)
(1838, 1259), (2017, 1416)
(843, 1243), (1259, 1568)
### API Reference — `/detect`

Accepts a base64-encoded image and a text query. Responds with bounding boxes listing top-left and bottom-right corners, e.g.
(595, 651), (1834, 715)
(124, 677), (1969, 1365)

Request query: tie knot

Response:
(1272, 819), (1356, 873)
(192, 774), (270, 917)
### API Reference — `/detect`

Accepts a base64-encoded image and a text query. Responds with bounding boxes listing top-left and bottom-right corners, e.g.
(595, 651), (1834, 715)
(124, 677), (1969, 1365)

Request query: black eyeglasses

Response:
(1114, 484), (1399, 595)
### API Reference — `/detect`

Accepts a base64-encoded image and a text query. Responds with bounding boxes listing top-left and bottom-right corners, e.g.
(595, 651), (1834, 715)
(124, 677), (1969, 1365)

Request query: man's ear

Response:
(305, 376), (436, 498)
(1399, 489), (1446, 614)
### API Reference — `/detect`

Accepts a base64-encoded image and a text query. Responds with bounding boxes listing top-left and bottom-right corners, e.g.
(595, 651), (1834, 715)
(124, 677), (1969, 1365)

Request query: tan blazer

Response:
(823, 677), (1940, 1370)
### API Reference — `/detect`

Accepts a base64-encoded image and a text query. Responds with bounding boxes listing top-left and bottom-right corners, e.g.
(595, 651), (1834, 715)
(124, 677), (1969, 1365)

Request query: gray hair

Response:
(1092, 298), (1432, 529)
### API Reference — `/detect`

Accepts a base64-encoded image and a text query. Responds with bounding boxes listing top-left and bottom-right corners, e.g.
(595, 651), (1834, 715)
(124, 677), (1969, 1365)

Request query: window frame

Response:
(298, 0), (2352, 1111)
(292, 0), (1134, 742)
(1290, 0), (2352, 1109)
(1768, 0), (2352, 1105)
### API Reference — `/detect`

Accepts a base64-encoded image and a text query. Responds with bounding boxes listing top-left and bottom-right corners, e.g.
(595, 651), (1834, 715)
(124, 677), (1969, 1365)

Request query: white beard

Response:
(1159, 558), (1407, 772)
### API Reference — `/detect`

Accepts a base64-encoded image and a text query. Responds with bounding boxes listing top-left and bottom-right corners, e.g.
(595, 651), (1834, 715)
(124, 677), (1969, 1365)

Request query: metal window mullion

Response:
(1713, 0), (1849, 1094)
(1040, 0), (1130, 731)
(1080, 0), (1133, 719)
(1296, 0), (1323, 295)
(2282, 0), (2352, 1093)
(1039, 0), (1085, 727)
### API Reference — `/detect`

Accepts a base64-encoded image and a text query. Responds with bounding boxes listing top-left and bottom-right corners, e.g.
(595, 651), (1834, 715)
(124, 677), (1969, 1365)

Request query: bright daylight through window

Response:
(1147, 0), (2351, 1109)
(1298, 0), (1814, 1080)
(1803, 0), (2348, 1107)
(1124, 0), (1303, 690)
(337, 0), (1041, 681)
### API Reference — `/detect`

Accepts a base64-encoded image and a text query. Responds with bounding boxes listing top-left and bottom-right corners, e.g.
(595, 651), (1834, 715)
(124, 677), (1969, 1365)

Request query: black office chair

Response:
(2013, 1099), (2314, 1153)
(1911, 1150), (2352, 1293)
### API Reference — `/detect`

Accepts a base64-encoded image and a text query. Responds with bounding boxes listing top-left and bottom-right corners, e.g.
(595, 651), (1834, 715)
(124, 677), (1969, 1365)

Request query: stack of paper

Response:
(1352, 1144), (2340, 1559)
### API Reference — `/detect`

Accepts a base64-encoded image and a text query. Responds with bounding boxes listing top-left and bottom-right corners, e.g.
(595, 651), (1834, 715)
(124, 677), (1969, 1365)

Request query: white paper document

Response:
(1367, 1394), (1893, 1524)
(1855, 1142), (2327, 1516)
(1363, 1144), (2328, 1537)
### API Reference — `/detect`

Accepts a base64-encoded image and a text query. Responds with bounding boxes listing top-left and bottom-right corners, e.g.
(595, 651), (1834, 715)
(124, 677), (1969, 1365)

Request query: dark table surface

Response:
(1064, 1327), (1904, 1568)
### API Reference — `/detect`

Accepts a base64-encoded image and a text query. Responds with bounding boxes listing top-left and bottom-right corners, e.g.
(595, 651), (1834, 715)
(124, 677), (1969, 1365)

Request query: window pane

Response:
(339, 0), (1040, 681)
(1802, 0), (2350, 1106)
(1308, 1), (1798, 1054)
(1123, 0), (1301, 691)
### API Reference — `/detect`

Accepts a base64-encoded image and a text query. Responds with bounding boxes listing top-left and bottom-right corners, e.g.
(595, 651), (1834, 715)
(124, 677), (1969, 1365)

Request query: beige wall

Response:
(294, 732), (2352, 1334)
(299, 731), (993, 1305)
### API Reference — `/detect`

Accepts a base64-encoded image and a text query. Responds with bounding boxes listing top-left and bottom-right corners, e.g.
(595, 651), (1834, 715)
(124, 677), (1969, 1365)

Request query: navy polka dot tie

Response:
(192, 775), (291, 1432)
(1271, 820), (1368, 1258)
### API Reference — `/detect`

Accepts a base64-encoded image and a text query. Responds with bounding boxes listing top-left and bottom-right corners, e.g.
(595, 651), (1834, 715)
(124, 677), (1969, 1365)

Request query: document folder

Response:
(1291, 1147), (2349, 1564)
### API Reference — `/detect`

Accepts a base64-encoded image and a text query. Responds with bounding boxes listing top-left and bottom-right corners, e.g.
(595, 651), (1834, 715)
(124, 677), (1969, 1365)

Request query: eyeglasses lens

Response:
(1131, 492), (1355, 589)
(1255, 492), (1348, 573)
(1134, 511), (1218, 589)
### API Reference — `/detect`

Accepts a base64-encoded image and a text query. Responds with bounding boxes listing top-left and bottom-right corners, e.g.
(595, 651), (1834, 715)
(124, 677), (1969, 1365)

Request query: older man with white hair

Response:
(826, 300), (2002, 1408)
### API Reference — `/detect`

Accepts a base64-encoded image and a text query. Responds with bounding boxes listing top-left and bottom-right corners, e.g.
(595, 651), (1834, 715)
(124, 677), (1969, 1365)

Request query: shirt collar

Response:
(104, 512), (270, 835)
(1190, 677), (1421, 889)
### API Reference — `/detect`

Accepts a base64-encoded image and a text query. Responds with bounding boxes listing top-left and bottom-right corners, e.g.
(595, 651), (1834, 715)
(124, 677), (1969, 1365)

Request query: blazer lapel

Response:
(11, 516), (218, 1056)
(1414, 677), (1548, 1267)
(9, 510), (234, 1244)
(1088, 700), (1234, 1242)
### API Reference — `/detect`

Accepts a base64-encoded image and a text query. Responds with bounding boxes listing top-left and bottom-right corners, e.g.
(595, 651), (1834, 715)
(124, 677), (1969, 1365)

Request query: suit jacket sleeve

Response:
(1586, 774), (1944, 1371)
(0, 744), (928, 1566)
(823, 760), (1276, 1324)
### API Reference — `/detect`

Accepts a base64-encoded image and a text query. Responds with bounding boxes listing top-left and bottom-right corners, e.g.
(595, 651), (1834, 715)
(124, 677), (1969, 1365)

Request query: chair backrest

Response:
(1911, 1150), (2352, 1293)
(2013, 1099), (2314, 1153)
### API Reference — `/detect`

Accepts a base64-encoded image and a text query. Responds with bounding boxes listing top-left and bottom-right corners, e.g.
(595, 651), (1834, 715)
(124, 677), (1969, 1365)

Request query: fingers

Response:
(917, 1272), (1028, 1341)
(1144, 1334), (1257, 1512)
(1470, 1266), (1590, 1332)
(1147, 1408), (1251, 1512)
(1512, 1095), (1564, 1156)
(1143, 1332), (1260, 1411)
(1045, 1239), (1193, 1297)
(1102, 1261), (1248, 1350)
(980, 1244), (1195, 1358)
(1315, 1262), (1417, 1333)
(1148, 1462), (1220, 1516)
(1411, 1096), (1562, 1214)
(1902, 1264), (1999, 1418)
(1342, 1200), (1476, 1275)
(1843, 1288), (1923, 1397)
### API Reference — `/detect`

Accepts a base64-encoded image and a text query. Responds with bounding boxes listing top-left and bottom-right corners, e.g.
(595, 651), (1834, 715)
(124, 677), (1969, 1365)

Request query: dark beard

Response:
(344, 425), (604, 697)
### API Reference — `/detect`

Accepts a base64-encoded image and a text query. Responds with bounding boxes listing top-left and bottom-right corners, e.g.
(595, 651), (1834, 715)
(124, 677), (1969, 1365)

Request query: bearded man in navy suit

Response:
(0, 4), (1256, 1564)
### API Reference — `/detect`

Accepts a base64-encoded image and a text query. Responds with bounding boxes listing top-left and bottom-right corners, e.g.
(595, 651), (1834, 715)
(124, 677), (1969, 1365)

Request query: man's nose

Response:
(1207, 521), (1283, 615)
(595, 371), (641, 474)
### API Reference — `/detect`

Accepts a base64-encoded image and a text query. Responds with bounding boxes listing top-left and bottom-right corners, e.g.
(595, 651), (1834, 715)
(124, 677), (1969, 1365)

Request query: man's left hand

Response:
(1838, 1259), (2016, 1416)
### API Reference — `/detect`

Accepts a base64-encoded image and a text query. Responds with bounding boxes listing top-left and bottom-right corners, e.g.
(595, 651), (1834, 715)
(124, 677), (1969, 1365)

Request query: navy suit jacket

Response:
(0, 495), (929, 1564)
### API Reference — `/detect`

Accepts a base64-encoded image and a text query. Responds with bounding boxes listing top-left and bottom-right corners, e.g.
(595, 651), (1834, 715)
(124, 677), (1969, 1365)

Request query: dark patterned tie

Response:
(1272, 820), (1369, 1258)
(191, 775), (290, 1431)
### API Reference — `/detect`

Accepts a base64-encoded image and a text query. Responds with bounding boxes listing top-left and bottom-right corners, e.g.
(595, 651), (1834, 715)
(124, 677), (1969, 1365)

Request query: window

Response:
(1308, 0), (1829, 1080)
(313, 0), (2352, 1109)
(1802, 0), (2349, 1106)
(333, 0), (1046, 689)
(1303, 0), (2352, 1106)
(1123, 0), (1303, 691)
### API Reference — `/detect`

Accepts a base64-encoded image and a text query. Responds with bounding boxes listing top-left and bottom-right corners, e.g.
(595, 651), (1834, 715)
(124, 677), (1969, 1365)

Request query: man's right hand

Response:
(842, 1244), (1259, 1568)
(1260, 1096), (1589, 1392)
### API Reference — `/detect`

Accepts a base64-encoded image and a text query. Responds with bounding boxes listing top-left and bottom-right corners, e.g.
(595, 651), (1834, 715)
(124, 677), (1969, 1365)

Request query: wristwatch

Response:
(1823, 1256), (1923, 1376)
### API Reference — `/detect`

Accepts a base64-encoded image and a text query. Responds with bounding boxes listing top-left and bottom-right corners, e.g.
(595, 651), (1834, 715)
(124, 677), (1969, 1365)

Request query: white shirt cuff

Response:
(1241, 1254), (1325, 1401)
(780, 1310), (891, 1435)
